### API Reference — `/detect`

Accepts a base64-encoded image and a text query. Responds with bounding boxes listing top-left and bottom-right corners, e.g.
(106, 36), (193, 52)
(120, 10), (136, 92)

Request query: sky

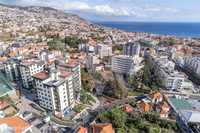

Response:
(1, 0), (200, 22)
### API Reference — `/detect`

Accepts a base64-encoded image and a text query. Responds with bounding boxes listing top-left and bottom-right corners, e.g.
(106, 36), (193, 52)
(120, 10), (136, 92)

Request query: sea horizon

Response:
(95, 21), (200, 38)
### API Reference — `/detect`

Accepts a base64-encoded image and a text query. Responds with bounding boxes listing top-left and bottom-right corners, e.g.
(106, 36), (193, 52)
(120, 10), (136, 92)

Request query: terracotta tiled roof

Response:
(159, 102), (170, 113)
(32, 71), (49, 80)
(0, 57), (7, 62)
(0, 116), (31, 133)
(77, 127), (88, 133)
(92, 123), (113, 133)
(123, 104), (134, 113)
(139, 101), (150, 112)
(150, 91), (162, 100)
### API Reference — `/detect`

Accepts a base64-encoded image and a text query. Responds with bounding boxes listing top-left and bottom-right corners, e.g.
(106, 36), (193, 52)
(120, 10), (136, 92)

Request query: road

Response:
(162, 90), (200, 99)
(94, 96), (135, 113)
(83, 96), (136, 127)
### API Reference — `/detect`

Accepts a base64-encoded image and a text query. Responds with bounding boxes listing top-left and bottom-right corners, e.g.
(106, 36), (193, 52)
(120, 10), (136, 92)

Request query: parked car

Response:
(36, 122), (45, 129)
(28, 117), (37, 123)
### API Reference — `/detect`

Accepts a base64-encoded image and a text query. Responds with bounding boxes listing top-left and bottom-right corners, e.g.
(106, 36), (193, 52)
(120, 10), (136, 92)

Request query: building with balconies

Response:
(32, 67), (75, 117)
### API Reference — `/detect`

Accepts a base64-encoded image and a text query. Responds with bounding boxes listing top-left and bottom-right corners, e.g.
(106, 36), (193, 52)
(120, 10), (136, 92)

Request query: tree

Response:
(128, 75), (138, 89)
(98, 111), (110, 123)
(111, 107), (127, 129)
(81, 68), (95, 92)
(115, 128), (125, 133)
(65, 36), (84, 48)
(148, 126), (160, 133)
(47, 37), (65, 52)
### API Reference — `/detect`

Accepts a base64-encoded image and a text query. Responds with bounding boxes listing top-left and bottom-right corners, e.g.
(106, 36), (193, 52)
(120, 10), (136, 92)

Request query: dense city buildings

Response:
(1, 3), (200, 133)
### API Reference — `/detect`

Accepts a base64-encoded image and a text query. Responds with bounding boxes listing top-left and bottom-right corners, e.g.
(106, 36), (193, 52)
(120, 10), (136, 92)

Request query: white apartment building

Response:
(86, 54), (100, 70)
(33, 68), (75, 117)
(3, 59), (20, 81)
(153, 57), (186, 90)
(20, 59), (45, 88)
(95, 44), (112, 59)
(111, 55), (134, 74)
(57, 60), (82, 100)
(184, 56), (200, 76)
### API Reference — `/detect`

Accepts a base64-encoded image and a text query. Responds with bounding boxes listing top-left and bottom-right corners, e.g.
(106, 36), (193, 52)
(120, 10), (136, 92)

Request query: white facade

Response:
(184, 56), (200, 76)
(154, 57), (185, 90)
(3, 60), (19, 81)
(33, 70), (75, 117)
(86, 54), (100, 69)
(95, 44), (112, 59)
(20, 60), (44, 88)
(57, 61), (82, 100)
(111, 55), (134, 74)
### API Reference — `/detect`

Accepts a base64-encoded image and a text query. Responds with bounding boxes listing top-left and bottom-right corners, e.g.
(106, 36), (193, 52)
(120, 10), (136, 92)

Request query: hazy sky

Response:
(1, 0), (200, 22)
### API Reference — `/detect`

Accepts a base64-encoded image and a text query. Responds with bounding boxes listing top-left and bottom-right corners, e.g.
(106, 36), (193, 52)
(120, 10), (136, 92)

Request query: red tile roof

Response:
(0, 116), (31, 133)
(92, 123), (113, 133)
(77, 127), (88, 133)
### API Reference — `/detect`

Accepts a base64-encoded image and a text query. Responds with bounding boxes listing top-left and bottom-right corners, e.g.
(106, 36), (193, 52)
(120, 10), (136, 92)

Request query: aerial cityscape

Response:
(0, 0), (200, 133)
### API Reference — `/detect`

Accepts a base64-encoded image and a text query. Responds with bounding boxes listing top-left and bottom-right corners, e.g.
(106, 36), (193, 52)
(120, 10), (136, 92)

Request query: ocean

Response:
(95, 22), (200, 38)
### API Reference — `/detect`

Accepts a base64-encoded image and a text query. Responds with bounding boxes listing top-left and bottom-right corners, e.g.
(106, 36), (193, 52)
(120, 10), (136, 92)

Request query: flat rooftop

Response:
(169, 97), (192, 110)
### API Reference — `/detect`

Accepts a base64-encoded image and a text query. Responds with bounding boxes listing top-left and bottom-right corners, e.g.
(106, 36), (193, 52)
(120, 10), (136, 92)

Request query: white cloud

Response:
(64, 1), (90, 10)
(1, 0), (181, 20)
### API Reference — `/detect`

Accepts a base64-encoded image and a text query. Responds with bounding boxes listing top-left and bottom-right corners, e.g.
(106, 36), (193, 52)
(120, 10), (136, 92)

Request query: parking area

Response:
(19, 110), (50, 133)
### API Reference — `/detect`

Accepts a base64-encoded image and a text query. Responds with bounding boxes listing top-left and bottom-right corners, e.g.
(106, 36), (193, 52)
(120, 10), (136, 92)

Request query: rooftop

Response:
(0, 116), (31, 133)
(168, 97), (192, 110)
(32, 71), (49, 80)
(92, 123), (113, 133)
(59, 70), (72, 78)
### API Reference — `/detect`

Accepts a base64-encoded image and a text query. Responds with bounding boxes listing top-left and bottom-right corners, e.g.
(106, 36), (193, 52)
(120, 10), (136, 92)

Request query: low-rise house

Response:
(157, 102), (170, 118)
(149, 91), (163, 104)
(139, 101), (151, 112)
(0, 116), (32, 133)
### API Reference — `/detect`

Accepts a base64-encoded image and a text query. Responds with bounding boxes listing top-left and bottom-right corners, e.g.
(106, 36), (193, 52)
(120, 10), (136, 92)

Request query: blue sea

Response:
(96, 22), (200, 38)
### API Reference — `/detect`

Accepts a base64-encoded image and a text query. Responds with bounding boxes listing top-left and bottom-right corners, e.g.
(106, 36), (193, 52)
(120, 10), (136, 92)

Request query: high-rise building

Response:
(123, 42), (141, 57)
(19, 59), (45, 88)
(95, 44), (112, 59)
(56, 60), (82, 100)
(184, 56), (200, 76)
(86, 54), (100, 70)
(111, 55), (134, 74)
(33, 67), (74, 117)
(3, 58), (20, 81)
